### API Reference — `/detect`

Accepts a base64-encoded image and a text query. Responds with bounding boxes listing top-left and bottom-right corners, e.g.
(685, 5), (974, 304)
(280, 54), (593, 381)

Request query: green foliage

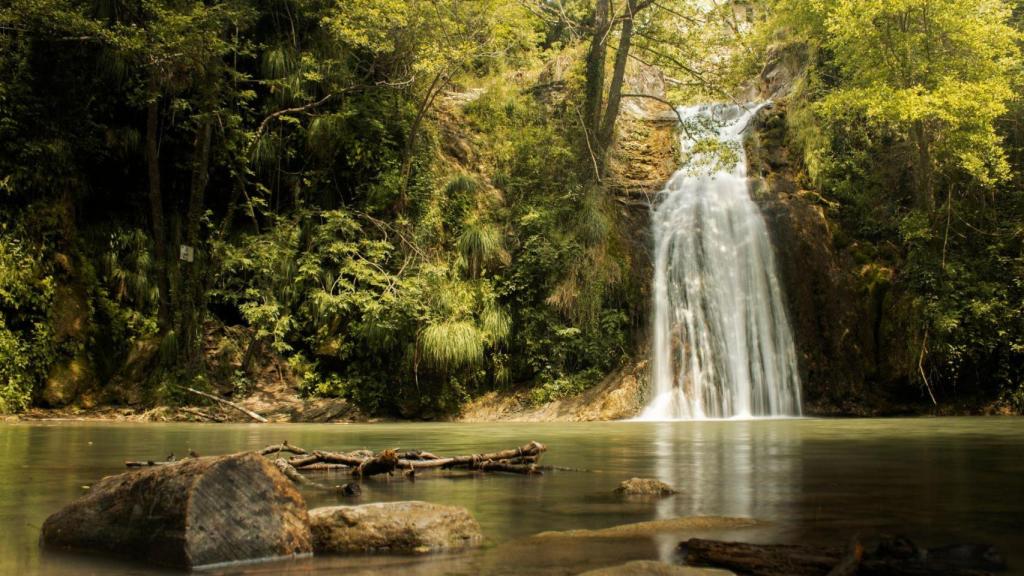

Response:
(761, 0), (1024, 406)
(530, 368), (604, 405)
(0, 0), (700, 416)
(0, 233), (56, 412)
(420, 321), (485, 370)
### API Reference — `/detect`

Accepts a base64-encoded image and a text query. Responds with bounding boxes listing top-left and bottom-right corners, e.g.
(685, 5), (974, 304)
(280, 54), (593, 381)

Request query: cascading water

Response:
(639, 103), (802, 420)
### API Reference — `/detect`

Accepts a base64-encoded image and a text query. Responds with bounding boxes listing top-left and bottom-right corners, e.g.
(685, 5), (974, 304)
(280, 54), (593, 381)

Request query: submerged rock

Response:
(309, 501), (483, 554)
(580, 560), (736, 575)
(535, 517), (759, 539)
(614, 477), (678, 496)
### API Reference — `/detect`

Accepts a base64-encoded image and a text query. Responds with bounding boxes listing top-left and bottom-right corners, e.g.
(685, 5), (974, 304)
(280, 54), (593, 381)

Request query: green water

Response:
(1, 418), (1023, 575)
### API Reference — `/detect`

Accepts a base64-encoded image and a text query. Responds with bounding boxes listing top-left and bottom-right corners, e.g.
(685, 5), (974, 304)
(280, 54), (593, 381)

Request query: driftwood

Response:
(407, 440), (546, 469)
(475, 460), (541, 475)
(274, 441), (548, 479)
(181, 385), (268, 423)
(123, 441), (551, 491)
(261, 442), (308, 456)
(681, 537), (1006, 576)
(43, 453), (311, 569)
(179, 407), (224, 422)
(125, 459), (174, 468)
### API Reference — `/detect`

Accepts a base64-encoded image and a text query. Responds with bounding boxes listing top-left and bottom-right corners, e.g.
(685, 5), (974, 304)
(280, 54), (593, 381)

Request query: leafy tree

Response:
(775, 0), (1020, 211)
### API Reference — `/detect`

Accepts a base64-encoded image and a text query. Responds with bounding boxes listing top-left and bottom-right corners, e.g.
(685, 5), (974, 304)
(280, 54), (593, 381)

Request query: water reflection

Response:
(1, 419), (1022, 575)
(649, 421), (803, 561)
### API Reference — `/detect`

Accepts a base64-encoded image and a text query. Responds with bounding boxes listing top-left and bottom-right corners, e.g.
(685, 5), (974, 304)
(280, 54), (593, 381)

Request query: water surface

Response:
(1, 418), (1022, 574)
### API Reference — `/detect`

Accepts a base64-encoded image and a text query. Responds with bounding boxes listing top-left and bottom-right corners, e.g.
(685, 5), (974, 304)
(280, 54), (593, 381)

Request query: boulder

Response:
(614, 477), (678, 496)
(41, 452), (312, 569)
(309, 501), (483, 554)
(579, 560), (736, 575)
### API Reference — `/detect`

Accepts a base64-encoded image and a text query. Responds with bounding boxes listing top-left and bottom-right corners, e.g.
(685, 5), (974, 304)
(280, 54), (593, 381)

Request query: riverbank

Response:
(10, 368), (1019, 424)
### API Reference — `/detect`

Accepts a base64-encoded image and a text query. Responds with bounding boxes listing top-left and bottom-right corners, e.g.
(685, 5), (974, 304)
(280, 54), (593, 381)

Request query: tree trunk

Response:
(397, 70), (448, 211)
(584, 0), (611, 141)
(912, 120), (935, 212)
(597, 0), (638, 159)
(41, 453), (312, 569)
(146, 76), (170, 334)
(177, 106), (214, 367)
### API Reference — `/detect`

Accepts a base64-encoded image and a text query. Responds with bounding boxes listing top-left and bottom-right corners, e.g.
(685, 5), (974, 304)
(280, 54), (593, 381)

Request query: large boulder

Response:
(309, 501), (483, 554)
(614, 477), (678, 496)
(41, 452), (312, 569)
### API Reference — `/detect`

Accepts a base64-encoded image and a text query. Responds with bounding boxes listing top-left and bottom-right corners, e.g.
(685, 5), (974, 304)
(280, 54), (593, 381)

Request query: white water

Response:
(639, 103), (802, 420)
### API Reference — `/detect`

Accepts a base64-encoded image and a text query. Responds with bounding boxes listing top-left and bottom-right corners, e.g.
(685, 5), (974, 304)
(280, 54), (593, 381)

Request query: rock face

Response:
(614, 477), (678, 496)
(748, 103), (903, 415)
(458, 359), (649, 422)
(41, 452), (312, 569)
(309, 501), (483, 554)
(579, 560), (736, 576)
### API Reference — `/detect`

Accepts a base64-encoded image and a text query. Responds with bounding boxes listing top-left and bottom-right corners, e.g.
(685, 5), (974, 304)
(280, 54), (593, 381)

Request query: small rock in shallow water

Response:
(614, 477), (678, 496)
(578, 560), (735, 575)
(534, 517), (758, 539)
(335, 482), (361, 497)
(309, 501), (483, 554)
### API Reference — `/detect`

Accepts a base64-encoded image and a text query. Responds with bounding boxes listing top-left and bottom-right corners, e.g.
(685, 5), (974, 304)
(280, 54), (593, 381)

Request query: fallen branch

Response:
(260, 442), (308, 456)
(181, 386), (268, 423)
(394, 441), (548, 471)
(476, 460), (542, 475)
(125, 460), (173, 468)
(125, 441), (551, 486)
(179, 407), (223, 422)
(272, 458), (360, 496)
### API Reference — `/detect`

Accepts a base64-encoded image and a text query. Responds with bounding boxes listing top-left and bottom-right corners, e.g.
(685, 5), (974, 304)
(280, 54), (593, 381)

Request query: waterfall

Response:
(639, 103), (802, 420)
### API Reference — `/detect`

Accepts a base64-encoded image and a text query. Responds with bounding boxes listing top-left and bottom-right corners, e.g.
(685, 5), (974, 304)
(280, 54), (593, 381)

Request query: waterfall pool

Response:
(2, 418), (1022, 574)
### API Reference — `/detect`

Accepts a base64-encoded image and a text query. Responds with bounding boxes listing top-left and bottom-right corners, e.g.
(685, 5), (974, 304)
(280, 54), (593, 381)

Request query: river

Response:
(2, 418), (1022, 574)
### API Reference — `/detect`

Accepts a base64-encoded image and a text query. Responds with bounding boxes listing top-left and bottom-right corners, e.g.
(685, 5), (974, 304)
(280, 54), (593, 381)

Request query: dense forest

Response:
(0, 0), (1022, 418)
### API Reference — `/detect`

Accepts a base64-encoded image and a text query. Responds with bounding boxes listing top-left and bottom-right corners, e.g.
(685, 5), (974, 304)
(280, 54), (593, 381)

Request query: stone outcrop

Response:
(309, 501), (483, 554)
(747, 100), (924, 415)
(458, 359), (648, 422)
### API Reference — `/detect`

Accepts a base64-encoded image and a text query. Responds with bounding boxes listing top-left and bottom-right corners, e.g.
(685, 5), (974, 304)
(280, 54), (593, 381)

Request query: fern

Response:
(420, 320), (484, 370)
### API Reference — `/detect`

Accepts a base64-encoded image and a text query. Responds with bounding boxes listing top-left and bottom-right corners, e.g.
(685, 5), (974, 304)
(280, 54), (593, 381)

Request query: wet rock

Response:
(309, 501), (483, 554)
(458, 360), (649, 422)
(579, 560), (736, 576)
(41, 452), (312, 569)
(534, 517), (759, 539)
(614, 477), (678, 496)
(338, 482), (361, 497)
